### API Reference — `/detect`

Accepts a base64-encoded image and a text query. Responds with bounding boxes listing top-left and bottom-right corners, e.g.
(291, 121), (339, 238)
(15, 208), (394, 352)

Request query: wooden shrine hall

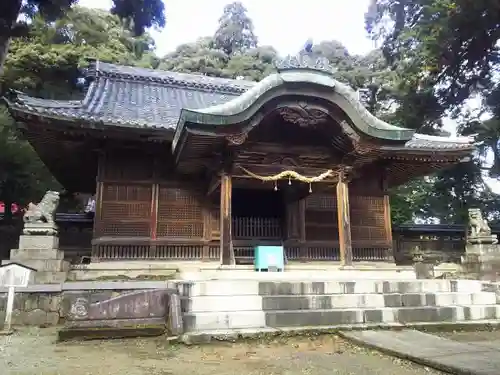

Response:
(4, 54), (475, 265)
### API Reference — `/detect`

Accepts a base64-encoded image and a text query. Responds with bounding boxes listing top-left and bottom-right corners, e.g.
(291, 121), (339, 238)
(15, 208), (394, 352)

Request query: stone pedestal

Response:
(461, 240), (500, 281)
(2, 224), (69, 284)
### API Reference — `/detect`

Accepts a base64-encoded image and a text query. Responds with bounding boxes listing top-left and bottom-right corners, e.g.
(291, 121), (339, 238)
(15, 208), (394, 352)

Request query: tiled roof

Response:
(382, 134), (475, 152)
(4, 61), (476, 153)
(7, 61), (255, 129)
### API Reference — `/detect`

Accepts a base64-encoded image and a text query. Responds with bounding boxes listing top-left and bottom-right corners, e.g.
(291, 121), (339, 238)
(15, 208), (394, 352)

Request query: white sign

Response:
(0, 263), (34, 287)
(0, 263), (36, 332)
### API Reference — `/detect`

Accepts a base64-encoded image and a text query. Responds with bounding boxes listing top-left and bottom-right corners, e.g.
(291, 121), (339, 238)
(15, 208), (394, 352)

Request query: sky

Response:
(78, 0), (374, 57)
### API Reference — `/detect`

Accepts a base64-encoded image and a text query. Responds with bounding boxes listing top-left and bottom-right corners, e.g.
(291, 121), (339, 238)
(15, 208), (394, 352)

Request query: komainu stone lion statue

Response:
(468, 208), (492, 237)
(23, 191), (60, 225)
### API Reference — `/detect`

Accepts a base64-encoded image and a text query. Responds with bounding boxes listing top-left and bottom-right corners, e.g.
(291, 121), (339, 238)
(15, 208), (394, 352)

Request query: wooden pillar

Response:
(336, 170), (353, 266)
(298, 199), (307, 261)
(150, 184), (159, 240)
(92, 153), (105, 261)
(382, 171), (394, 261)
(220, 173), (234, 265)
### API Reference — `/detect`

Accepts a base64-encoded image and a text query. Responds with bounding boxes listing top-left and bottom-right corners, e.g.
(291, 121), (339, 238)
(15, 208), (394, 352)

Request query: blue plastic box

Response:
(254, 246), (285, 272)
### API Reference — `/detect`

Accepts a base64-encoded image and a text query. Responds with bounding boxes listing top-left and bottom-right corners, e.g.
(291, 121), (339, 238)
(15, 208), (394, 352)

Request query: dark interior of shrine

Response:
(232, 187), (285, 240)
(232, 188), (284, 219)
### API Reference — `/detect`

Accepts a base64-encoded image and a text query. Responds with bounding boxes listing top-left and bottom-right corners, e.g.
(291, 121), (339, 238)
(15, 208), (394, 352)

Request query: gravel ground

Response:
(0, 327), (444, 375)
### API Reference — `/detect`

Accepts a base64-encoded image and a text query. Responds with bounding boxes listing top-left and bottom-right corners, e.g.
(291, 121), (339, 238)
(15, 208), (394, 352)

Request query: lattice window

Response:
(305, 193), (338, 241)
(157, 186), (204, 238)
(350, 195), (386, 243)
(98, 184), (152, 237)
(306, 194), (336, 210)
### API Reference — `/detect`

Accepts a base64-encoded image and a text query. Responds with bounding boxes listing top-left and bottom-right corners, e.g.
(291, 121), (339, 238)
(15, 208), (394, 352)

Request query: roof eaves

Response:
(89, 61), (254, 95)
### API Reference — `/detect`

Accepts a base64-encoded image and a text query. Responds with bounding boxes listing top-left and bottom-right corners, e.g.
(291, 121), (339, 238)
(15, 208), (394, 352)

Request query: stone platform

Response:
(178, 279), (500, 333)
(340, 329), (500, 375)
(67, 260), (460, 281)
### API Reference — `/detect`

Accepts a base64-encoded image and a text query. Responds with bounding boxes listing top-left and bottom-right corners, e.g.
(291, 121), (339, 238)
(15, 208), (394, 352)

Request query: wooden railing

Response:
(0, 213), (488, 264)
(232, 217), (282, 239)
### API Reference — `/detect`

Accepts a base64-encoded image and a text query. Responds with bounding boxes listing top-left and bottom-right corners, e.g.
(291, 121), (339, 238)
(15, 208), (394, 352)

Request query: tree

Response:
(365, 0), (500, 223)
(159, 37), (231, 77)
(214, 1), (258, 55)
(3, 6), (157, 98)
(365, 0), (500, 113)
(0, 6), (159, 218)
(0, 0), (165, 80)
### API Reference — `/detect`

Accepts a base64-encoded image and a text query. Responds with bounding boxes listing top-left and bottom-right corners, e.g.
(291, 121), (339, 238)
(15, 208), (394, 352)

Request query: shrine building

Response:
(3, 55), (475, 265)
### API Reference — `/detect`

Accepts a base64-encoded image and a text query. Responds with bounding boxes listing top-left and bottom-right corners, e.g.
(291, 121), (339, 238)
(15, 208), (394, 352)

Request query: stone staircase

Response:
(178, 279), (500, 333)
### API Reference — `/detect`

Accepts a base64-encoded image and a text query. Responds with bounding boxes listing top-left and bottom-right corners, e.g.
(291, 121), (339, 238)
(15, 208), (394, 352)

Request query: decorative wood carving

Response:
(278, 103), (329, 127)
(262, 155), (301, 167)
(226, 132), (248, 146)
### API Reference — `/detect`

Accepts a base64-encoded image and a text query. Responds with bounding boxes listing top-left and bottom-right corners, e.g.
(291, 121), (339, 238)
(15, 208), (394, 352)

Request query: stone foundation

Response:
(462, 243), (500, 280)
(2, 234), (70, 284)
(0, 281), (181, 337)
(0, 288), (60, 327)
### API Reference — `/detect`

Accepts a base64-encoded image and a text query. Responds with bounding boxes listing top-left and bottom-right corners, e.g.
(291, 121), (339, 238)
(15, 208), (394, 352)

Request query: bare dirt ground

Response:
(0, 327), (444, 375)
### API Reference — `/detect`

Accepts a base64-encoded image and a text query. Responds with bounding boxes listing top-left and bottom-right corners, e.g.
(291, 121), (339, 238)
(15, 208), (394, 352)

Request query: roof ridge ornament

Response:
(273, 52), (337, 74)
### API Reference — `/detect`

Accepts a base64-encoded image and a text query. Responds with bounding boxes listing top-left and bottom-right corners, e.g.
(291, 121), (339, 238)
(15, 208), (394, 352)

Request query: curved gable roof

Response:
(174, 69), (415, 148)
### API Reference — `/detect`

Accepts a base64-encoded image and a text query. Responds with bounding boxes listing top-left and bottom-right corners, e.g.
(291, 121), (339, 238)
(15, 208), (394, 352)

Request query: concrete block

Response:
(257, 281), (380, 296)
(182, 295), (263, 313)
(452, 280), (484, 293)
(264, 309), (365, 327)
(18, 235), (59, 250)
(10, 248), (63, 260)
(380, 280), (450, 294)
(471, 292), (497, 305)
(462, 305), (499, 320)
(383, 294), (403, 307)
(183, 311), (266, 331)
(34, 272), (68, 284)
(261, 294), (386, 311)
(178, 280), (260, 297)
(364, 308), (398, 324)
(168, 293), (183, 335)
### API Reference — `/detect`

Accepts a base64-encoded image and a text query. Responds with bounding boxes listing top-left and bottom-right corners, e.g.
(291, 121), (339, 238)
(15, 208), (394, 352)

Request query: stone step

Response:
(34, 271), (68, 284)
(262, 292), (498, 310)
(183, 305), (500, 332)
(181, 292), (498, 313)
(10, 248), (64, 260)
(178, 279), (486, 297)
(2, 259), (69, 272)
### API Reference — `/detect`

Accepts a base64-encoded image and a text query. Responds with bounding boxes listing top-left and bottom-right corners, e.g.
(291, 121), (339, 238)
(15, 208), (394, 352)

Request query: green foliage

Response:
(214, 1), (258, 55)
(0, 106), (60, 217)
(0, 6), (158, 214)
(3, 7), (156, 98)
(159, 37), (231, 77)
(366, 0), (500, 223)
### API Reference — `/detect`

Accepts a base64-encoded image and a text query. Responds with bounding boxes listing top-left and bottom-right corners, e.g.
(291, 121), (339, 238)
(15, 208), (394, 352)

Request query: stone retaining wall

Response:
(0, 281), (179, 332)
(0, 289), (60, 326)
